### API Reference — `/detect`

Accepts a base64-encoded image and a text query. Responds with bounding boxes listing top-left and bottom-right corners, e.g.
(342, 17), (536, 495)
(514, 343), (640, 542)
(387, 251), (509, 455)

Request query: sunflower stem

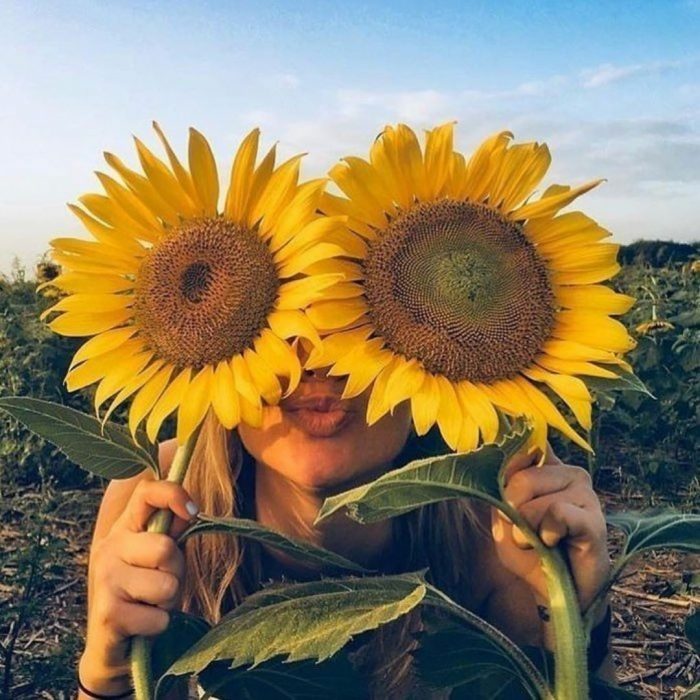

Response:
(505, 506), (589, 700)
(130, 425), (202, 700)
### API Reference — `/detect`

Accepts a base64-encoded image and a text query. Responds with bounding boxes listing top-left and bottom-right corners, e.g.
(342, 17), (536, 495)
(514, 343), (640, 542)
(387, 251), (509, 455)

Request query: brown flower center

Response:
(135, 218), (278, 368)
(363, 199), (555, 383)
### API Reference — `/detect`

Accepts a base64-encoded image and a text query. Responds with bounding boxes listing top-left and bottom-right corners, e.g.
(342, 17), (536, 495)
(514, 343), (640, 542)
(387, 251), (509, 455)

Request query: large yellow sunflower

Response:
(42, 124), (352, 445)
(306, 123), (636, 454)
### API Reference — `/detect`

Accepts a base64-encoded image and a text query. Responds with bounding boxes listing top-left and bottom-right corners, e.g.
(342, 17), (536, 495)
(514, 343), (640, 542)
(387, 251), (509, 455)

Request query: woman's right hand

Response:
(78, 478), (198, 693)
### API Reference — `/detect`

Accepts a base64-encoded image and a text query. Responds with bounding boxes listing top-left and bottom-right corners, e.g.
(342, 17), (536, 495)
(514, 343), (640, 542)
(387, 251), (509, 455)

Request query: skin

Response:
(78, 370), (614, 697)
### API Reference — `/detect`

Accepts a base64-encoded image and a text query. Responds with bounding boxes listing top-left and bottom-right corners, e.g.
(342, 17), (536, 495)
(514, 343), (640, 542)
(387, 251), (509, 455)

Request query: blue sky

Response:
(1, 0), (698, 272)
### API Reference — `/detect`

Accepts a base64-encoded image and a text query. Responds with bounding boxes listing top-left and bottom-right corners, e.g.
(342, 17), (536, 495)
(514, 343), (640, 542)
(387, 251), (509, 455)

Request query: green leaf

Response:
(152, 611), (211, 699)
(685, 609), (700, 656)
(585, 367), (655, 400)
(0, 396), (158, 478)
(414, 612), (542, 700)
(315, 421), (532, 525)
(586, 511), (700, 625)
(420, 586), (552, 699)
(178, 514), (370, 574)
(160, 572), (428, 684)
(197, 654), (363, 700)
(607, 510), (700, 557)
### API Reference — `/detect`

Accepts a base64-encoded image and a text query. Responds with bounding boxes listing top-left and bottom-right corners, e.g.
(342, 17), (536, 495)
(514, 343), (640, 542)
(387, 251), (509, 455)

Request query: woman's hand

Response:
(78, 479), (197, 693)
(490, 443), (610, 612)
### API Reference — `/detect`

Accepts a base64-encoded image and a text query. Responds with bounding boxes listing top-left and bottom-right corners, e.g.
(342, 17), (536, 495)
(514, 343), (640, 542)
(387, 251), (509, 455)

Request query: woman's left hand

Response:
(490, 443), (610, 612)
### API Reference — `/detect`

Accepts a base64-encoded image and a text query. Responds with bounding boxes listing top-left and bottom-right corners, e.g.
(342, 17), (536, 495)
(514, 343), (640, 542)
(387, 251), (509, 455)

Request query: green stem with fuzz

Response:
(504, 504), (589, 700)
(130, 426), (201, 700)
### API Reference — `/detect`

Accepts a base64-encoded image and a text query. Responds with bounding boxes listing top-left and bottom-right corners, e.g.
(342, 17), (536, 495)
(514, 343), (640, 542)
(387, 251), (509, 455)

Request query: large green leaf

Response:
(152, 611), (211, 699)
(196, 655), (363, 700)
(420, 585), (552, 699)
(0, 396), (158, 478)
(586, 510), (700, 624)
(584, 367), (655, 399)
(315, 421), (531, 525)
(607, 510), (700, 557)
(414, 612), (542, 700)
(159, 572), (428, 687)
(178, 514), (370, 574)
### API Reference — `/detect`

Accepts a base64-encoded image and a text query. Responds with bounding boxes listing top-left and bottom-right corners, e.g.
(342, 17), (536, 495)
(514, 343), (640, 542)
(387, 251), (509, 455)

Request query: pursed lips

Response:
(280, 389), (356, 437)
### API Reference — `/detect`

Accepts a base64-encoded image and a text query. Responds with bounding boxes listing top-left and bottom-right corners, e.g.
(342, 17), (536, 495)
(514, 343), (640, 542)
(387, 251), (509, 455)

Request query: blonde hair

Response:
(182, 413), (487, 698)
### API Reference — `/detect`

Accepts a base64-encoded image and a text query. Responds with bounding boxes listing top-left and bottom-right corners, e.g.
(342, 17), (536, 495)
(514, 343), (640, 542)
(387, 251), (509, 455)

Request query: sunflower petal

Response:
(94, 351), (153, 413)
(553, 311), (636, 353)
(522, 366), (592, 430)
(244, 348), (282, 405)
(276, 273), (347, 310)
(411, 373), (441, 436)
(513, 377), (592, 452)
(134, 136), (198, 216)
(188, 127), (219, 215)
(66, 342), (141, 392)
(211, 360), (241, 429)
(267, 179), (327, 250)
(457, 381), (500, 444)
(225, 128), (260, 222)
(331, 338), (392, 399)
(101, 360), (165, 426)
(68, 203), (145, 254)
(177, 365), (214, 444)
(384, 357), (427, 412)
(424, 122), (456, 200)
(434, 375), (463, 450)
(231, 354), (263, 407)
(38, 272), (134, 295)
(513, 180), (604, 221)
(49, 309), (133, 337)
(305, 298), (368, 331)
(267, 309), (322, 348)
(366, 357), (401, 425)
(534, 354), (619, 378)
(128, 364), (176, 438)
(304, 326), (374, 370)
(68, 326), (139, 370)
(152, 121), (198, 203)
(277, 243), (348, 279)
(145, 367), (190, 442)
(555, 284), (635, 315)
(254, 329), (302, 398)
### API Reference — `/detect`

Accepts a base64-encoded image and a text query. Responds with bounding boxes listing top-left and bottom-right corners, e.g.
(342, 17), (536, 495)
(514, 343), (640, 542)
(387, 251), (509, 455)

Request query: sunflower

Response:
(41, 124), (352, 445)
(306, 123), (636, 454)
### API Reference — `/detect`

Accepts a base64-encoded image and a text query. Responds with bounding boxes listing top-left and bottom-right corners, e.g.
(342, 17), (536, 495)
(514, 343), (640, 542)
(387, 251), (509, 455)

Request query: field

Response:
(0, 240), (698, 697)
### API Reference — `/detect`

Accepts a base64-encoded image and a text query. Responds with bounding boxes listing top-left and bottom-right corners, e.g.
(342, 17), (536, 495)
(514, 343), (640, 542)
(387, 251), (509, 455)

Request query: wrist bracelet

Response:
(587, 604), (612, 672)
(77, 674), (133, 699)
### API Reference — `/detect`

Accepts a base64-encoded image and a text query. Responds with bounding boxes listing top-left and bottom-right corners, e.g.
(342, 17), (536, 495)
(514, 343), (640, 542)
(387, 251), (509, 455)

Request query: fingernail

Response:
(185, 501), (199, 516)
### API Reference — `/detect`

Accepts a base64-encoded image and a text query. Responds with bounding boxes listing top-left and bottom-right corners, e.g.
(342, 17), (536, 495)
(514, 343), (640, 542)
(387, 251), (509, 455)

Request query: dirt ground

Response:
(0, 481), (698, 699)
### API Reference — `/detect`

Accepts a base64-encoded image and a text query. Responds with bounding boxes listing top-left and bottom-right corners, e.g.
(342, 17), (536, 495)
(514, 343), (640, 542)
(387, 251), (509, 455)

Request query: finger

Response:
(503, 447), (541, 485)
(110, 601), (171, 637)
(539, 501), (593, 548)
(492, 507), (533, 550)
(168, 515), (194, 540)
(504, 463), (591, 510)
(517, 487), (600, 532)
(117, 532), (185, 579)
(120, 566), (181, 608)
(116, 480), (198, 533)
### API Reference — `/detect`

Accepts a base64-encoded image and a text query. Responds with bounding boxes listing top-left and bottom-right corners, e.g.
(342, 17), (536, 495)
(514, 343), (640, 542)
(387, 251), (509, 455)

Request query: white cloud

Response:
(580, 59), (689, 88)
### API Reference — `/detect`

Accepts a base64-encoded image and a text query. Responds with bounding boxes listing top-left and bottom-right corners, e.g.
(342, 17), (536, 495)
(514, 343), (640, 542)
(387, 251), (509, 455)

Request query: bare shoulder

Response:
(91, 438), (178, 543)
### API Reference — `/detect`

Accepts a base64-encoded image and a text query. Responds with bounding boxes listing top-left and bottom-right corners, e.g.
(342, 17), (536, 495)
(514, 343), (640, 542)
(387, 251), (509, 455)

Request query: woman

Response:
(77, 365), (614, 698)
